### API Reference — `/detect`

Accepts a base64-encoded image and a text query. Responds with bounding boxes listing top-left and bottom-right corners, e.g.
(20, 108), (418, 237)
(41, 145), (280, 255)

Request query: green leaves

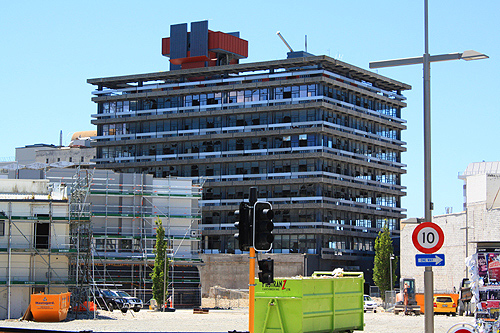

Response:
(150, 218), (169, 304)
(373, 224), (398, 300)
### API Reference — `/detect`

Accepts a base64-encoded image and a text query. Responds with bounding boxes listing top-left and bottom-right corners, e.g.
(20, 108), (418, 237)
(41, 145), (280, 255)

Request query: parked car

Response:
(94, 289), (130, 313)
(364, 295), (377, 313)
(113, 290), (143, 312)
(433, 295), (457, 316)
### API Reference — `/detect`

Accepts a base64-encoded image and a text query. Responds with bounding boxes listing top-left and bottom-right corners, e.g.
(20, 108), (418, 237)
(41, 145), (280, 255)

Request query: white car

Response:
(364, 295), (377, 313)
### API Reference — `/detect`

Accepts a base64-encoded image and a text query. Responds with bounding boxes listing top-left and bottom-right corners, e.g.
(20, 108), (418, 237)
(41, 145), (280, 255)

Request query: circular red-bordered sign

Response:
(412, 222), (444, 254)
(447, 323), (474, 333)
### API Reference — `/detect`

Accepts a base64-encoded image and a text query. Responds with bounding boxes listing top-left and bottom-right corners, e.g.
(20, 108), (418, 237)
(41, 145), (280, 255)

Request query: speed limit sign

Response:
(447, 323), (475, 333)
(412, 222), (444, 254)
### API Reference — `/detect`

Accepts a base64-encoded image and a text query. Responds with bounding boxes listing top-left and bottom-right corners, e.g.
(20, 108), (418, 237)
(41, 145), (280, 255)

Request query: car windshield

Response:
(116, 291), (131, 297)
(364, 295), (372, 301)
(101, 290), (115, 297)
(436, 297), (452, 303)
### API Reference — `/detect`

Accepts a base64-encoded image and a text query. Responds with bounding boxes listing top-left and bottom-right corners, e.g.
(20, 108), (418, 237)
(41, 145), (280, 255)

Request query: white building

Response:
(15, 131), (97, 168)
(0, 167), (203, 317)
(401, 162), (500, 293)
(0, 179), (70, 319)
(46, 168), (203, 308)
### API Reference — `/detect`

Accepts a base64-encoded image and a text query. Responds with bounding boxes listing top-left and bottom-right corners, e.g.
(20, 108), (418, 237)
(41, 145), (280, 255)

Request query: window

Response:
(0, 221), (4, 236)
(69, 157), (72, 162)
(282, 136), (291, 148)
(299, 134), (307, 147)
(283, 87), (292, 99)
(35, 222), (49, 249)
(81, 156), (84, 162)
(119, 239), (132, 251)
(95, 239), (105, 251)
(106, 239), (117, 251)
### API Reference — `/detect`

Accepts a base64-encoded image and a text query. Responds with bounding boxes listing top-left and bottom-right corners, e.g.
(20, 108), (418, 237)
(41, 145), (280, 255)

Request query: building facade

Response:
(401, 161), (500, 293)
(0, 166), (203, 312)
(88, 21), (410, 280)
(0, 179), (70, 319)
(46, 168), (203, 308)
(15, 131), (97, 168)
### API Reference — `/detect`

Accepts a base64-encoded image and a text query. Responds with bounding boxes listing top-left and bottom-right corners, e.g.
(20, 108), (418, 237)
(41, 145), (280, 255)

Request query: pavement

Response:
(0, 308), (476, 333)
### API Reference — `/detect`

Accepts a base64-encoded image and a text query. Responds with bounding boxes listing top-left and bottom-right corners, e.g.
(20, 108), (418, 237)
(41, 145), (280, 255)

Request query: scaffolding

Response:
(44, 169), (203, 307)
(67, 167), (94, 316)
(0, 167), (203, 318)
(85, 171), (203, 307)
(0, 179), (72, 319)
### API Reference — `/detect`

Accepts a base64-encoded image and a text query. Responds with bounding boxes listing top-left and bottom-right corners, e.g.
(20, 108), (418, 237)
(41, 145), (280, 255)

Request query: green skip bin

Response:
(254, 271), (364, 333)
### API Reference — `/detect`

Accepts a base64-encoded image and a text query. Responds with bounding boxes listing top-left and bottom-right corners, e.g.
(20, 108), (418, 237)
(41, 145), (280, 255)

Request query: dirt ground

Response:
(0, 301), (475, 332)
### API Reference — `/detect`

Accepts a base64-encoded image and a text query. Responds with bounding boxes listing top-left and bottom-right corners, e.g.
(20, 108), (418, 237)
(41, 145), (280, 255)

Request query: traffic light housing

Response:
(254, 201), (274, 251)
(234, 202), (252, 251)
(258, 258), (274, 284)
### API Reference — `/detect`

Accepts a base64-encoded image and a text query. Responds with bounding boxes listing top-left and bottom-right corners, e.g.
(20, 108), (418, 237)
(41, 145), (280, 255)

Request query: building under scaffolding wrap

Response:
(48, 168), (204, 310)
(0, 167), (202, 319)
(0, 179), (71, 319)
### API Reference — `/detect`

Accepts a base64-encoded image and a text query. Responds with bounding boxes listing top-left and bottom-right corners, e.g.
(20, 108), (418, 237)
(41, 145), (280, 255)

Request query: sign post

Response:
(412, 222), (444, 331)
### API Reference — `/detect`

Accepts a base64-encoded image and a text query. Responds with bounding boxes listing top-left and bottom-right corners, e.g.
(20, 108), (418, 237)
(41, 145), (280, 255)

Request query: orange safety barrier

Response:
(415, 293), (459, 313)
(74, 301), (96, 312)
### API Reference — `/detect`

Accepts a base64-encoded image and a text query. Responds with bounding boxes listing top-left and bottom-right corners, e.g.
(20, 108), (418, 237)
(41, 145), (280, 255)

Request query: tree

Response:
(150, 218), (169, 306)
(373, 224), (398, 301)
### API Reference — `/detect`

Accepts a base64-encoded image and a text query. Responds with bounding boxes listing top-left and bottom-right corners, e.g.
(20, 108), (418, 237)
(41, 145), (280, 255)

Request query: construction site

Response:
(0, 166), (203, 320)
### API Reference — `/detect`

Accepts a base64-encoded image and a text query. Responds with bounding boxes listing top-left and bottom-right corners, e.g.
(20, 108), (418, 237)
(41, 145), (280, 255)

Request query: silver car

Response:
(113, 290), (143, 312)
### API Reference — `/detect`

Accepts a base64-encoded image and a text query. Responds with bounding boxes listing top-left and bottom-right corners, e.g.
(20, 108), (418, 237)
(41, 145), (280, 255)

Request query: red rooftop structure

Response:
(162, 20), (248, 70)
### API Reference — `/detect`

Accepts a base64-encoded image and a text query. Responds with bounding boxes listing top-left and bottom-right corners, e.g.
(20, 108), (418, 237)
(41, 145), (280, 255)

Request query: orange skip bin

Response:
(30, 292), (71, 322)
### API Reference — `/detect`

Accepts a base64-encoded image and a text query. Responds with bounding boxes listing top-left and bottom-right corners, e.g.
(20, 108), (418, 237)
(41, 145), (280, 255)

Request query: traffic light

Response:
(234, 202), (252, 251)
(258, 258), (274, 284)
(253, 201), (274, 251)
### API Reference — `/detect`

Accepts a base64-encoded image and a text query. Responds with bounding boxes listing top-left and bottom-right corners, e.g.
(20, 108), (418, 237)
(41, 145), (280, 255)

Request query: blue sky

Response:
(1, 1), (498, 219)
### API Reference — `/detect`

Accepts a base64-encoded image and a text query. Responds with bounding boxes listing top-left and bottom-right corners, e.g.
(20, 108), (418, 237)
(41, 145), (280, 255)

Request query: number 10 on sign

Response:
(412, 222), (444, 254)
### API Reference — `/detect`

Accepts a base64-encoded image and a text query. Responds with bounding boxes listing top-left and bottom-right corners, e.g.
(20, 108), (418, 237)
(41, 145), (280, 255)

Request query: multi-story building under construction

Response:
(0, 167), (202, 319)
(47, 168), (203, 309)
(0, 179), (71, 319)
(88, 20), (410, 281)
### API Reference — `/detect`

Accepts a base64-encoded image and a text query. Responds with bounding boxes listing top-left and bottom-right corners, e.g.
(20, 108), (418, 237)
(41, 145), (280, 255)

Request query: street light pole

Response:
(389, 253), (395, 306)
(369, 1), (487, 332)
(389, 254), (395, 293)
(163, 250), (167, 310)
(422, 2), (434, 330)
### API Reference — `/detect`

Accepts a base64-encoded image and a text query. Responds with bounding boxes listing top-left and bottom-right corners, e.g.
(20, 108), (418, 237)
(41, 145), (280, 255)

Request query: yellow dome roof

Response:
(71, 131), (97, 140)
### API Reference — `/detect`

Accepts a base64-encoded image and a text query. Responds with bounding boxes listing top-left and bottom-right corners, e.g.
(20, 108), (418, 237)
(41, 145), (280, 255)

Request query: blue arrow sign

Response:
(416, 254), (445, 267)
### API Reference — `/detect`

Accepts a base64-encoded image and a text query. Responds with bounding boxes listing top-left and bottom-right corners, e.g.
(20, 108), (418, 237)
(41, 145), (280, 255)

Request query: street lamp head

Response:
(461, 50), (489, 61)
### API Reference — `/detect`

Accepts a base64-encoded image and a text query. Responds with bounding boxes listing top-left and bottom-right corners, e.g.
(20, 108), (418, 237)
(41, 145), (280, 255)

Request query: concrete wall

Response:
(401, 207), (500, 293)
(0, 286), (30, 319)
(466, 173), (500, 209)
(486, 174), (500, 209)
(401, 212), (467, 293)
(467, 174), (487, 204)
(35, 147), (96, 165)
(198, 253), (305, 295)
(0, 179), (50, 195)
(468, 204), (500, 245)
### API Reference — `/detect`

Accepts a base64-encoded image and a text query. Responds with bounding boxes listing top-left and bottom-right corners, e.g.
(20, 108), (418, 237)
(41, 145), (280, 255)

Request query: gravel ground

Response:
(363, 311), (474, 333)
(0, 308), (475, 332)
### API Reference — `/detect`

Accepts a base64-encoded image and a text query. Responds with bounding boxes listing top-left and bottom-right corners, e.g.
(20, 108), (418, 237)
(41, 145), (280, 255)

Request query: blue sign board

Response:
(416, 254), (445, 267)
